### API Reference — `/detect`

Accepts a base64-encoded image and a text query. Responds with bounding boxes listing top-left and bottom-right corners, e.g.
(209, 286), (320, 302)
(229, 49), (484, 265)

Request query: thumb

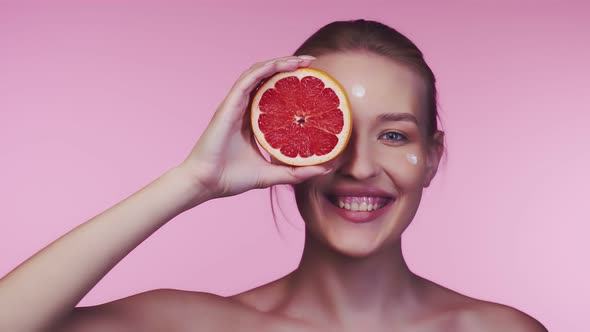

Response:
(262, 164), (332, 187)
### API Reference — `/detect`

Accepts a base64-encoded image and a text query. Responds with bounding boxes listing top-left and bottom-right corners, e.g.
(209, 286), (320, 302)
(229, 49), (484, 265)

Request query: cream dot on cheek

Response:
(406, 153), (418, 165)
(351, 84), (366, 98)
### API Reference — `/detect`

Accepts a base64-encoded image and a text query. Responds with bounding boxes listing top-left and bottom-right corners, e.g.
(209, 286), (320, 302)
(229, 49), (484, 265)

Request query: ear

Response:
(423, 130), (445, 188)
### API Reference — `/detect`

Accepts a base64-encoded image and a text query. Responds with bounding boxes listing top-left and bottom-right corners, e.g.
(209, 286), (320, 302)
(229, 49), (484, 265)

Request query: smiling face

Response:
(294, 51), (444, 257)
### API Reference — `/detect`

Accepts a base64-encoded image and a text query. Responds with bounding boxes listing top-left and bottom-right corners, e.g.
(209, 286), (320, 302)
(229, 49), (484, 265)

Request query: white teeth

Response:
(359, 202), (367, 211)
(335, 200), (385, 212)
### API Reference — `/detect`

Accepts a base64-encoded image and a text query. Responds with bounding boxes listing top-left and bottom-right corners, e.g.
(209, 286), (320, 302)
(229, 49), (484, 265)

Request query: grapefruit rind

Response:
(250, 67), (351, 166)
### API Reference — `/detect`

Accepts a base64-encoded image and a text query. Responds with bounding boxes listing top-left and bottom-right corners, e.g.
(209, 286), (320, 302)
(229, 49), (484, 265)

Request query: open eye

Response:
(380, 131), (408, 143)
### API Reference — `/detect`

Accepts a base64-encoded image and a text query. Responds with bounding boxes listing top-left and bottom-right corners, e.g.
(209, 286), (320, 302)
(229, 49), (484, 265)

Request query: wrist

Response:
(163, 164), (214, 214)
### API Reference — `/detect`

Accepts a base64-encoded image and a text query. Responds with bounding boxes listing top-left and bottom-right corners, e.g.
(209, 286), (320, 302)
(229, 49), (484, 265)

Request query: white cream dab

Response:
(351, 84), (366, 98)
(406, 153), (418, 165)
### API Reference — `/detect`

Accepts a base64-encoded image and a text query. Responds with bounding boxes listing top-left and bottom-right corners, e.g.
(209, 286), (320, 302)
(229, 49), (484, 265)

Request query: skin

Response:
(241, 51), (446, 328)
(230, 52), (547, 331)
(0, 53), (547, 332)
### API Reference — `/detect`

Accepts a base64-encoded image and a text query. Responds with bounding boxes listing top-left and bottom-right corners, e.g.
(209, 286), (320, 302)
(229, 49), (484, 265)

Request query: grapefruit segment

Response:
(251, 67), (352, 166)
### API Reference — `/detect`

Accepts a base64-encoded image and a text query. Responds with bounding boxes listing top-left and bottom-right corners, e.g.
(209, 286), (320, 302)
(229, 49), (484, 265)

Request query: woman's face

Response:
(294, 51), (444, 257)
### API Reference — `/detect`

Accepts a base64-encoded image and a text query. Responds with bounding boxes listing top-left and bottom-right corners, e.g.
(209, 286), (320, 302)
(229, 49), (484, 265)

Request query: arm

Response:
(0, 55), (325, 332)
(0, 166), (205, 332)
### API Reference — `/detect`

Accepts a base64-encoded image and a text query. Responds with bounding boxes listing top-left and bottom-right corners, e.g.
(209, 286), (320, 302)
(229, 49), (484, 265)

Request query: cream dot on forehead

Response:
(351, 84), (366, 98)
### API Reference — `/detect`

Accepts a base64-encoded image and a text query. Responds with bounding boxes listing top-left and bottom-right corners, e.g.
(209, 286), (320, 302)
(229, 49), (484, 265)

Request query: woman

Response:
(0, 19), (546, 332)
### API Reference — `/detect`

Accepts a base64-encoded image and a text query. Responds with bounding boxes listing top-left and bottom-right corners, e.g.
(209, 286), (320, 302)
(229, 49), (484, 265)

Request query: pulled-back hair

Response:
(292, 19), (441, 137)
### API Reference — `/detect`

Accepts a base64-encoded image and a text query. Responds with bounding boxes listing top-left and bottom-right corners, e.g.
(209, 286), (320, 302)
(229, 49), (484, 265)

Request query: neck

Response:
(279, 228), (423, 327)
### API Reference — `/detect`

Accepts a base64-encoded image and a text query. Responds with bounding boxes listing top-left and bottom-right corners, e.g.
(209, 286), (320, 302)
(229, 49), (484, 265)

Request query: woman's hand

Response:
(179, 55), (330, 202)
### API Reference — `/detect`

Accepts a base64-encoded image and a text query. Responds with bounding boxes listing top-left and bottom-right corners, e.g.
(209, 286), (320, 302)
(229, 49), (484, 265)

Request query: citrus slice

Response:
(250, 67), (352, 166)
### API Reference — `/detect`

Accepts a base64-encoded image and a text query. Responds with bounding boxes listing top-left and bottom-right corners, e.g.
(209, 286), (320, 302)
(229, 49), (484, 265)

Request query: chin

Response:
(309, 219), (404, 255)
(329, 238), (389, 259)
(295, 181), (421, 258)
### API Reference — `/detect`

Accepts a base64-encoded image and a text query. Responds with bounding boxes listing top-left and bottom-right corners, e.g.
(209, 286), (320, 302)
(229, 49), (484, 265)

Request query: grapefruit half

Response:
(251, 67), (352, 166)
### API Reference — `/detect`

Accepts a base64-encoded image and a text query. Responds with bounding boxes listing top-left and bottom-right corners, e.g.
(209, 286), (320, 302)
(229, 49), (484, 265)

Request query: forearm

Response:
(0, 165), (207, 332)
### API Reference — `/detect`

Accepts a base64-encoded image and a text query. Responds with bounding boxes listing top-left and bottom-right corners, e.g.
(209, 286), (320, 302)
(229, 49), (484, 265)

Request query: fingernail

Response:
(322, 168), (333, 175)
(286, 58), (304, 63)
(298, 55), (317, 60)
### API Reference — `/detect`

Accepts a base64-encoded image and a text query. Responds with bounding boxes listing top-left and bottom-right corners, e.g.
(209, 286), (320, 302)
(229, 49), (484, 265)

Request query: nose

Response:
(336, 132), (380, 180)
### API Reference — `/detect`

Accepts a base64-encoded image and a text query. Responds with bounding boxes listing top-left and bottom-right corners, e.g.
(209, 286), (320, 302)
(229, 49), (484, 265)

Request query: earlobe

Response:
(423, 130), (445, 188)
(424, 156), (436, 188)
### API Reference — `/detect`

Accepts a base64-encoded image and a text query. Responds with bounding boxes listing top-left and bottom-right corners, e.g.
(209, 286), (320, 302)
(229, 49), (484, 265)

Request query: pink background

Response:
(1, 1), (588, 330)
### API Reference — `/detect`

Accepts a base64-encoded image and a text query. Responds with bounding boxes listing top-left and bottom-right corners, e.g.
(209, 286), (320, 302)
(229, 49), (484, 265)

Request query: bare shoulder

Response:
(456, 301), (548, 332)
(58, 288), (239, 332)
(417, 278), (547, 332)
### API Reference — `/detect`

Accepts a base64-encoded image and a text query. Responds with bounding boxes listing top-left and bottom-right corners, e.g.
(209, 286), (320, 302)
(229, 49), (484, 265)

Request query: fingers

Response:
(220, 55), (317, 121)
(259, 164), (332, 187)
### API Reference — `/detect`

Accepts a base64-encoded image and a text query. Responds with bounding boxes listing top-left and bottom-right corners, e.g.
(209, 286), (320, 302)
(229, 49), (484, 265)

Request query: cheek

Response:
(405, 152), (419, 165)
(382, 148), (426, 187)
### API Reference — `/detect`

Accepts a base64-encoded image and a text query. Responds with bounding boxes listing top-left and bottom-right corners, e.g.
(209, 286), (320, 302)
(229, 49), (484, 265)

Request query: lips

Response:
(322, 187), (396, 223)
(328, 196), (391, 211)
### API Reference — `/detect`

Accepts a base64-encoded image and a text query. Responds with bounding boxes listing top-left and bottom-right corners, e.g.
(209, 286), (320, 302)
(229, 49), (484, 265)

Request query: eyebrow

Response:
(377, 112), (419, 125)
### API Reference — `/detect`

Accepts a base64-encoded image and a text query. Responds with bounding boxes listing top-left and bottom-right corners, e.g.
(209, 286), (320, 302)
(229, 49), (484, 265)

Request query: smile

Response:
(329, 196), (391, 211)
(324, 194), (395, 224)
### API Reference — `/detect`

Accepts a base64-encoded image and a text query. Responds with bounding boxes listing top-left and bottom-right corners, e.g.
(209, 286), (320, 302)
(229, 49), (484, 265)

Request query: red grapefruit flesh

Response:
(251, 67), (352, 166)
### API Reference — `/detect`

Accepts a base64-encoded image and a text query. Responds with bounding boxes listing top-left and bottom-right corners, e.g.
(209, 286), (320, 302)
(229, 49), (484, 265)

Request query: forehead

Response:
(310, 52), (427, 124)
